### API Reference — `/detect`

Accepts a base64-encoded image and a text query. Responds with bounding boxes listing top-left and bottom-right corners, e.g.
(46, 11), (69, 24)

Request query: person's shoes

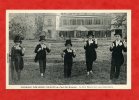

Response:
(90, 70), (93, 74)
(41, 73), (44, 77)
(87, 72), (90, 76)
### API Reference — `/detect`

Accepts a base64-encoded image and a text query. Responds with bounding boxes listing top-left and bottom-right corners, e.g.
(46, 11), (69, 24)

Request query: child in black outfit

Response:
(34, 34), (51, 77)
(61, 39), (76, 78)
(110, 29), (127, 81)
(10, 35), (25, 81)
(84, 31), (98, 76)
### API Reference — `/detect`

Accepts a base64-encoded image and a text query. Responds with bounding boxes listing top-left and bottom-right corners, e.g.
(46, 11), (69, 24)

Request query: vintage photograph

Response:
(6, 10), (131, 89)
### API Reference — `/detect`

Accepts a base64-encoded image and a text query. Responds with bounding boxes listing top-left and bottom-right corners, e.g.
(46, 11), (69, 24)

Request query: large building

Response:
(9, 13), (126, 39)
(59, 13), (112, 38)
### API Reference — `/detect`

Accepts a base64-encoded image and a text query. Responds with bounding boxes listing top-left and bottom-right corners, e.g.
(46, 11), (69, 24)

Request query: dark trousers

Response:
(64, 61), (72, 78)
(110, 59), (121, 79)
(39, 59), (46, 74)
(86, 60), (93, 72)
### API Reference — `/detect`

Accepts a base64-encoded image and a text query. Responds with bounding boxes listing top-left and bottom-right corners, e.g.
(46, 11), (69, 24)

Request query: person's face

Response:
(88, 35), (93, 40)
(15, 42), (20, 46)
(40, 40), (45, 44)
(66, 44), (71, 49)
(115, 35), (121, 41)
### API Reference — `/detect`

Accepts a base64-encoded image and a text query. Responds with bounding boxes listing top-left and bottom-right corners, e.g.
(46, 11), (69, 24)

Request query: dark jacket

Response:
(63, 49), (76, 63)
(84, 40), (98, 62)
(11, 46), (24, 70)
(34, 44), (51, 62)
(110, 40), (127, 66)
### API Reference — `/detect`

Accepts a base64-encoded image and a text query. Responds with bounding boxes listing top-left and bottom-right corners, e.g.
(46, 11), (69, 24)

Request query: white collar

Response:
(67, 48), (71, 50)
(116, 40), (120, 43)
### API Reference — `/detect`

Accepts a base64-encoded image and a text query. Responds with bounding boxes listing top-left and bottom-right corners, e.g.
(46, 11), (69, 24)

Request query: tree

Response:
(111, 13), (127, 39)
(112, 13), (127, 29)
(9, 18), (27, 40)
(34, 14), (45, 38)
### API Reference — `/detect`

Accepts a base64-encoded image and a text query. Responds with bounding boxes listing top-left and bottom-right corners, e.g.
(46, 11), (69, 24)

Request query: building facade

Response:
(58, 13), (112, 38)
(9, 13), (127, 40)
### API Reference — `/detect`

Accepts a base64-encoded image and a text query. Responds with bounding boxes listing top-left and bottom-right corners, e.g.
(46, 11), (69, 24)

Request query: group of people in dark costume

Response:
(10, 29), (127, 83)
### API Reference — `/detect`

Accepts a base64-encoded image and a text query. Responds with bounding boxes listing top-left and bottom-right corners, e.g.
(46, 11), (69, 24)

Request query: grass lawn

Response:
(8, 39), (127, 85)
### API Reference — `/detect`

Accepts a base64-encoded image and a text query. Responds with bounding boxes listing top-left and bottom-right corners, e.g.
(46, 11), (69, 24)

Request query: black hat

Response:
(39, 35), (46, 41)
(41, 31), (46, 36)
(65, 39), (72, 46)
(114, 29), (122, 37)
(14, 35), (22, 43)
(87, 31), (94, 37)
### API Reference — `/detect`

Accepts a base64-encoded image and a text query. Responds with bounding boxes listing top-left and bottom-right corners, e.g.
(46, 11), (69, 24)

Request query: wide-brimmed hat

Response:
(114, 29), (122, 37)
(14, 35), (22, 43)
(65, 39), (72, 46)
(39, 35), (46, 41)
(87, 31), (94, 37)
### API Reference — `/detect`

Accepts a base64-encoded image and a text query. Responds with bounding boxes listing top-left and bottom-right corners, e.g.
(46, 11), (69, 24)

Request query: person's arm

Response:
(90, 40), (98, 49)
(72, 50), (76, 58)
(84, 41), (87, 50)
(93, 39), (98, 48)
(10, 47), (15, 69)
(11, 47), (15, 60)
(46, 47), (51, 53)
(110, 42), (115, 51)
(122, 41), (127, 52)
(94, 39), (98, 48)
(19, 46), (25, 56)
(61, 50), (65, 58)
(35, 45), (41, 53)
(43, 44), (51, 53)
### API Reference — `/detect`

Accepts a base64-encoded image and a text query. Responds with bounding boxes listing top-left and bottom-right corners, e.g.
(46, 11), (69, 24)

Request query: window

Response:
(101, 18), (104, 25)
(89, 19), (92, 25)
(63, 19), (67, 25)
(94, 18), (97, 24)
(96, 18), (100, 24)
(85, 19), (92, 25)
(69, 19), (76, 25)
(85, 19), (89, 25)
(81, 19), (84, 25)
(47, 19), (52, 26)
(73, 19), (76, 25)
(77, 19), (82, 25)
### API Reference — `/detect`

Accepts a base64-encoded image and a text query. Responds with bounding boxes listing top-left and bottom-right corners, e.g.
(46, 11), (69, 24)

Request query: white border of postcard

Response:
(6, 10), (131, 89)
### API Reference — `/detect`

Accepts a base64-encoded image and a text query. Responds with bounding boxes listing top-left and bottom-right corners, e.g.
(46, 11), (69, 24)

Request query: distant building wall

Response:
(10, 13), (126, 40)
(58, 14), (112, 38)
